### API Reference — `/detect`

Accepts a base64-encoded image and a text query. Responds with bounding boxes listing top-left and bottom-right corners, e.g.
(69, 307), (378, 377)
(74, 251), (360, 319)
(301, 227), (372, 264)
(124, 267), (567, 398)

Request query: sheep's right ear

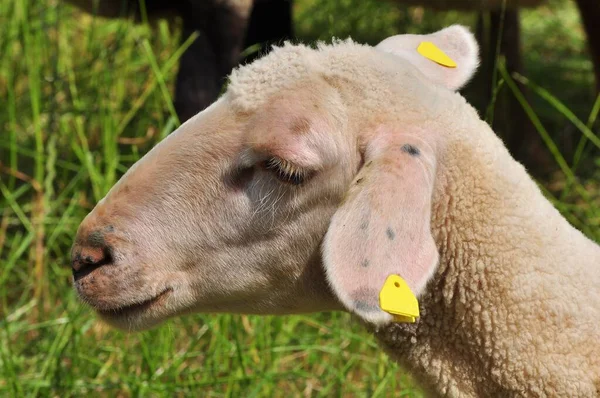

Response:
(323, 129), (439, 325)
(376, 25), (479, 91)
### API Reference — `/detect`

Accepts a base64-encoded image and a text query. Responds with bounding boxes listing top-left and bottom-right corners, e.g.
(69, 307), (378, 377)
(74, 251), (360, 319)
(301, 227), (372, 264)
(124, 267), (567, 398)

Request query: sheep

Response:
(71, 25), (600, 397)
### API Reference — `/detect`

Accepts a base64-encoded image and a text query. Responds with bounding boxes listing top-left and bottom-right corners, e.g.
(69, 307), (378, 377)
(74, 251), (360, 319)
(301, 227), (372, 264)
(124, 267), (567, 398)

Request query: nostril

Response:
(72, 245), (113, 281)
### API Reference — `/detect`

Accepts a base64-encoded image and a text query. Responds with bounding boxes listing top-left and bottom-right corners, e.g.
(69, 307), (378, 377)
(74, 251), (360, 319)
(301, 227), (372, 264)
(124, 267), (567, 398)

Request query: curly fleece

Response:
(229, 30), (600, 397)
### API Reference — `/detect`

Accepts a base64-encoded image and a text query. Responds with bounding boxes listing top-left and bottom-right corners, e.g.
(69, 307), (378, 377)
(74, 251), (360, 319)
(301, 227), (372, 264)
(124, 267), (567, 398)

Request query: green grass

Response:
(0, 0), (599, 396)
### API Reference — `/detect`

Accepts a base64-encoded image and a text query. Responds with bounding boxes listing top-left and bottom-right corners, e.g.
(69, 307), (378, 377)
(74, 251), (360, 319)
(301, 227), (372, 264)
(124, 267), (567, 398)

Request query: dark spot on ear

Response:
(366, 161), (373, 168)
(401, 144), (420, 156)
(386, 227), (395, 240)
(360, 220), (369, 230)
(355, 177), (364, 185)
(105, 225), (115, 233)
(361, 259), (370, 268)
(354, 300), (380, 313)
(351, 288), (380, 313)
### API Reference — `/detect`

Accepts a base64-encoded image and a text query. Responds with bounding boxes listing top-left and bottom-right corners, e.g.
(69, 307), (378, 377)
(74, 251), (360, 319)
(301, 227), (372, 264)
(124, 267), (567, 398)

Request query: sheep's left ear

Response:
(323, 128), (439, 325)
(376, 25), (479, 91)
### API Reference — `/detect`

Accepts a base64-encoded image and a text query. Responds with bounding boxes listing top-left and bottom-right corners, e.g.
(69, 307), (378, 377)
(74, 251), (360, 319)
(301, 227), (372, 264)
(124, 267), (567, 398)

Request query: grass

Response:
(0, 0), (599, 396)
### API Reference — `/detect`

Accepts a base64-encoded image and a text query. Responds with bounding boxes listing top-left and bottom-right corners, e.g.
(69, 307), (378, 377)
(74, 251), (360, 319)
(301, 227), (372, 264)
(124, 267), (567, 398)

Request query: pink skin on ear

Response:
(323, 130), (439, 325)
(376, 25), (480, 91)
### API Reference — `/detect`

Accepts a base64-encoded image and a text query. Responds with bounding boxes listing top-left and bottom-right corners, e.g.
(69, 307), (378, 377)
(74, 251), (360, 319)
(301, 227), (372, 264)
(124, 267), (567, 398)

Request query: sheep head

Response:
(71, 25), (480, 330)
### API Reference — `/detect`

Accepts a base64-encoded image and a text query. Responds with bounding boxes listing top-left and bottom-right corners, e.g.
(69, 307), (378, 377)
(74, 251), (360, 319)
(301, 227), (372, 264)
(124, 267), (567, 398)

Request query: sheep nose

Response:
(71, 229), (113, 280)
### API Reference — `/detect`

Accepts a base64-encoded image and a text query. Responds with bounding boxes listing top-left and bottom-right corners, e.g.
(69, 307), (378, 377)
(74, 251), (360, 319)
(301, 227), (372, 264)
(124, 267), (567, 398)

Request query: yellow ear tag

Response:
(417, 42), (457, 68)
(379, 275), (420, 323)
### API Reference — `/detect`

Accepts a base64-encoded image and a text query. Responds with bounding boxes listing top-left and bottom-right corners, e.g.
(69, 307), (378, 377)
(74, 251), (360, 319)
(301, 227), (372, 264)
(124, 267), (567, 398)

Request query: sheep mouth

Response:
(96, 288), (172, 318)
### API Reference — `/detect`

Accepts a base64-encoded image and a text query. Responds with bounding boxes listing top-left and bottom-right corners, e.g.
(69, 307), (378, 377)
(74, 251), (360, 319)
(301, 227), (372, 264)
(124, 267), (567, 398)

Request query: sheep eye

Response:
(262, 157), (308, 185)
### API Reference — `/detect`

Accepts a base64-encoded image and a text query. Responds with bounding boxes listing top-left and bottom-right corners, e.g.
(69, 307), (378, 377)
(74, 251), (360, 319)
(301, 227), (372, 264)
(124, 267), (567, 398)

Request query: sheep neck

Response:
(369, 118), (600, 397)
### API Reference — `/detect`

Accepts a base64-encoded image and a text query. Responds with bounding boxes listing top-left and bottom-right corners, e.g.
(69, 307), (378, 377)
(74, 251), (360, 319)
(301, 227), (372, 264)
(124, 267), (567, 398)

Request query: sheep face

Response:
(71, 26), (480, 330)
(71, 82), (356, 330)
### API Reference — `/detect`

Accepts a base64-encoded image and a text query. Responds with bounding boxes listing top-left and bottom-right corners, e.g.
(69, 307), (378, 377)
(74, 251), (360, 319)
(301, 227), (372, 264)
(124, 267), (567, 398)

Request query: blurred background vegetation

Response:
(1, 0), (599, 396)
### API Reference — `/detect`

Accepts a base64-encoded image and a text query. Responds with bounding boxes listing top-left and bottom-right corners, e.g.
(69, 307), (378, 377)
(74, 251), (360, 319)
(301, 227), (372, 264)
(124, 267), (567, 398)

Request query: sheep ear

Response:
(323, 130), (439, 325)
(376, 25), (479, 91)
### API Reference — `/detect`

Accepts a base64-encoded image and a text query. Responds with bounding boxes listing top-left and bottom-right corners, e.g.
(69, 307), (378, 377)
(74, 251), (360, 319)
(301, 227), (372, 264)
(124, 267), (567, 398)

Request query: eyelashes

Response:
(262, 157), (311, 186)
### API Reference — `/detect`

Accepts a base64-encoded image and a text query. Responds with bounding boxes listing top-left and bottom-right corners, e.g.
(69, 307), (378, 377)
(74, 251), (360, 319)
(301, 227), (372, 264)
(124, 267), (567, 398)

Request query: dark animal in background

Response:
(64, 0), (293, 122)
(64, 0), (599, 121)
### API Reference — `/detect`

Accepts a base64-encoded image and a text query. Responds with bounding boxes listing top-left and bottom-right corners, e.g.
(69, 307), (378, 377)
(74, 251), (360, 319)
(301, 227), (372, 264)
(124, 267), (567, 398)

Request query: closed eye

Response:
(261, 157), (312, 186)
